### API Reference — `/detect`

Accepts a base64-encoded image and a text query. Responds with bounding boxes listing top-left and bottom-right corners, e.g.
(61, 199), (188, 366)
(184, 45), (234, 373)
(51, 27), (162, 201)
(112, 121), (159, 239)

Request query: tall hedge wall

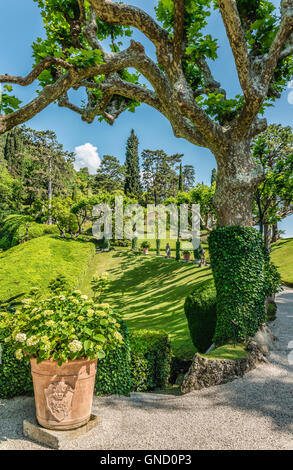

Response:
(208, 226), (280, 345)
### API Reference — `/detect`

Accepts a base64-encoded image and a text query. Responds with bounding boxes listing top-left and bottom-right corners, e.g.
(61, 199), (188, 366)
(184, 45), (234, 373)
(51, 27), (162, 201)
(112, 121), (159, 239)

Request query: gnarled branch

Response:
(89, 0), (171, 51)
(173, 0), (185, 68)
(0, 57), (74, 86)
(218, 0), (254, 99)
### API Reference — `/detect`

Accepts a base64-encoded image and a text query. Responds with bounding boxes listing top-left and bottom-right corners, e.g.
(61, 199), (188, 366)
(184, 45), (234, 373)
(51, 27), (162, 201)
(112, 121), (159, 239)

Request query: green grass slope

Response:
(81, 251), (212, 359)
(0, 235), (95, 300)
(271, 238), (293, 286)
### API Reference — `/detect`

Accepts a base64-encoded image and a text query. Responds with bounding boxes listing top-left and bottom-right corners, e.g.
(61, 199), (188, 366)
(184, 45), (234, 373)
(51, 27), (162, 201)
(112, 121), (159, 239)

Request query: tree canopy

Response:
(1, 1), (293, 226)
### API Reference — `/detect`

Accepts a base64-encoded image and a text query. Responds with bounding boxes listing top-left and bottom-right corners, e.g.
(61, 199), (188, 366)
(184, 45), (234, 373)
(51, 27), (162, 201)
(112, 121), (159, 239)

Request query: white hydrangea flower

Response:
(26, 336), (39, 347)
(15, 333), (27, 343)
(68, 340), (83, 353)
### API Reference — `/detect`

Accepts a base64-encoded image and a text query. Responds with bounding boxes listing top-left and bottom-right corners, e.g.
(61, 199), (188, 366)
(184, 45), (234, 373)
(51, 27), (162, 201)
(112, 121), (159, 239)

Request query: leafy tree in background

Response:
(94, 155), (125, 193)
(141, 149), (183, 204)
(124, 129), (141, 197)
(182, 164), (196, 191)
(253, 124), (293, 249)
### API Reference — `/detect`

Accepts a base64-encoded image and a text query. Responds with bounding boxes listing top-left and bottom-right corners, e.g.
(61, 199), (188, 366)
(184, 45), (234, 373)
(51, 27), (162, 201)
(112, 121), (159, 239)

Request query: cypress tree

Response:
(211, 168), (217, 185)
(3, 128), (23, 175)
(124, 129), (141, 197)
(178, 163), (183, 192)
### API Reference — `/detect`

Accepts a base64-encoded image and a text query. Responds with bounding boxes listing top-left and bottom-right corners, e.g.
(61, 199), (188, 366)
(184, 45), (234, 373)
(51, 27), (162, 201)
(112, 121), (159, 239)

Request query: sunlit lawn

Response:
(81, 250), (213, 359)
(271, 238), (293, 286)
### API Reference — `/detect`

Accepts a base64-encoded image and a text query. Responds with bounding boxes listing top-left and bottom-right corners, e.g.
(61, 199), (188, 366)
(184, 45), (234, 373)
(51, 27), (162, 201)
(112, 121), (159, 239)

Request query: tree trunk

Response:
(272, 222), (280, 243)
(264, 223), (272, 251)
(213, 142), (263, 227)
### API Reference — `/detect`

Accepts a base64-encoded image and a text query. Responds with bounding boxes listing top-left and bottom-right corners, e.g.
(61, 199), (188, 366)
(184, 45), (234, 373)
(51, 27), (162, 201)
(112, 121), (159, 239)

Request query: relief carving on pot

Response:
(45, 379), (74, 422)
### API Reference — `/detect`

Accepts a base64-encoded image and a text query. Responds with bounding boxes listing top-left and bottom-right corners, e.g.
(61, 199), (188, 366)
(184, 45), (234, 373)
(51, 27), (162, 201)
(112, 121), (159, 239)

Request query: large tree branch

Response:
(89, 0), (171, 51)
(260, 2), (293, 88)
(0, 57), (74, 86)
(218, 0), (254, 99)
(173, 0), (185, 69)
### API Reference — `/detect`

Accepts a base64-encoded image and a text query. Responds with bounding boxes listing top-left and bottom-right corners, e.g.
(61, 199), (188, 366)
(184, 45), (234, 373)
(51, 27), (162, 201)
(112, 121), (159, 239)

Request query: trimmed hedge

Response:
(95, 317), (132, 396)
(129, 330), (172, 392)
(184, 280), (217, 353)
(0, 326), (33, 398)
(208, 226), (281, 345)
(0, 321), (171, 398)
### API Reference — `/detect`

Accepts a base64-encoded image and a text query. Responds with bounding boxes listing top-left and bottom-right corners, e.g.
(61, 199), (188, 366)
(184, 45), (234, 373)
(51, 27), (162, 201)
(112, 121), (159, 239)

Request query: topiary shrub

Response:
(129, 330), (172, 392)
(208, 226), (275, 345)
(132, 237), (138, 251)
(156, 239), (160, 256)
(176, 240), (181, 261)
(95, 317), (132, 396)
(184, 280), (217, 353)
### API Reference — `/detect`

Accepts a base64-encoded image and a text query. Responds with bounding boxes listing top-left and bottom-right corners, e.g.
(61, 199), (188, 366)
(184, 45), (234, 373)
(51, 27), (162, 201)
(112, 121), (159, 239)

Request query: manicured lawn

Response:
(0, 235), (96, 300)
(271, 238), (293, 286)
(202, 343), (249, 361)
(80, 250), (213, 359)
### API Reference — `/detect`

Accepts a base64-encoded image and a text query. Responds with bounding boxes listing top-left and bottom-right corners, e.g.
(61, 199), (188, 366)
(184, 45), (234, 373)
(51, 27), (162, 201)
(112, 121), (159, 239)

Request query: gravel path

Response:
(1, 288), (293, 450)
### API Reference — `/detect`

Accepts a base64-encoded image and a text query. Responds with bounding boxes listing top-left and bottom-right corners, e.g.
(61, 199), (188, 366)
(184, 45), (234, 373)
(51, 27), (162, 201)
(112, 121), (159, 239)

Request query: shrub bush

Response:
(0, 325), (33, 399)
(129, 330), (172, 392)
(208, 226), (280, 345)
(184, 280), (217, 353)
(95, 317), (132, 396)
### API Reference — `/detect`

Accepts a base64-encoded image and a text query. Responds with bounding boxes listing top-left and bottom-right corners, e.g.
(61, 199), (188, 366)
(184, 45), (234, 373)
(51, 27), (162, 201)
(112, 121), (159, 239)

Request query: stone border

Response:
(181, 341), (269, 394)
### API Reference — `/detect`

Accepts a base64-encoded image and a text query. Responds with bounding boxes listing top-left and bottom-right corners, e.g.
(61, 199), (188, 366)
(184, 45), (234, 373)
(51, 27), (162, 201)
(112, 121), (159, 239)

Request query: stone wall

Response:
(181, 342), (268, 394)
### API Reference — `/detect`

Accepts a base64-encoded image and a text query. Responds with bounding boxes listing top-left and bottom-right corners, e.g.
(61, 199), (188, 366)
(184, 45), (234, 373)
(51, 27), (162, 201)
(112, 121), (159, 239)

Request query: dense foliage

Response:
(184, 280), (217, 352)
(208, 226), (281, 344)
(95, 317), (132, 396)
(129, 330), (172, 392)
(1, 289), (123, 365)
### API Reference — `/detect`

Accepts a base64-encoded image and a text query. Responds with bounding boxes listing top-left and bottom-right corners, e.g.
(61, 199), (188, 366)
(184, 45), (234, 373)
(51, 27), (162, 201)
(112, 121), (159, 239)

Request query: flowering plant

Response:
(0, 289), (123, 365)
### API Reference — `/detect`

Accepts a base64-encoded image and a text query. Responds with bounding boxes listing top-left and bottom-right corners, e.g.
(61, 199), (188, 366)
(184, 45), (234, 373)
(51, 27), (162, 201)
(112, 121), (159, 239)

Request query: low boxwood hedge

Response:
(129, 329), (172, 392)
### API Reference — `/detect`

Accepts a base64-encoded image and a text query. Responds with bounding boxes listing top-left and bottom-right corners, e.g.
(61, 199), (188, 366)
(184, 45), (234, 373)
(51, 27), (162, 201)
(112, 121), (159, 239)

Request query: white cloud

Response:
(74, 143), (101, 174)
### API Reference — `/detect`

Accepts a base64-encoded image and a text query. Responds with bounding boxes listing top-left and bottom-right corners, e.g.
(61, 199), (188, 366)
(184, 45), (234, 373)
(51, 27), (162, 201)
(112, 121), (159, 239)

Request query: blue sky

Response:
(0, 0), (292, 236)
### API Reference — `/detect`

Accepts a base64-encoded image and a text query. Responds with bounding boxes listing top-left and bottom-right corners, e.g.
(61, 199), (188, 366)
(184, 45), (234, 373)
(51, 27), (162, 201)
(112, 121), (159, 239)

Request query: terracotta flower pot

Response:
(143, 248), (149, 254)
(183, 253), (190, 261)
(30, 357), (97, 430)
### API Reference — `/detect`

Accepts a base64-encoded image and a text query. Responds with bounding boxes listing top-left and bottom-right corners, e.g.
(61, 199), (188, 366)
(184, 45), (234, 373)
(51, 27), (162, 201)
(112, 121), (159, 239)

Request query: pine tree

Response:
(124, 129), (141, 197)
